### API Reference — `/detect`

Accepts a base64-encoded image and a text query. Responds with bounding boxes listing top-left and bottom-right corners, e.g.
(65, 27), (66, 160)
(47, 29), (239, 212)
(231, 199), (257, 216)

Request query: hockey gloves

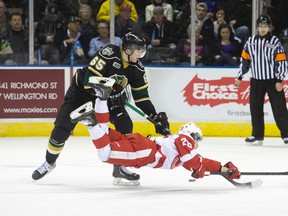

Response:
(109, 84), (128, 109)
(109, 74), (128, 88)
(191, 165), (205, 179)
(153, 112), (171, 135)
(192, 161), (241, 179)
(222, 161), (241, 180)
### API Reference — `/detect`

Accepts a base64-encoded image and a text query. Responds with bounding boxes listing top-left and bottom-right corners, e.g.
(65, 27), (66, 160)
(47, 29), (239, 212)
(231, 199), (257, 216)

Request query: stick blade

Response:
(233, 178), (263, 189)
(250, 179), (263, 188)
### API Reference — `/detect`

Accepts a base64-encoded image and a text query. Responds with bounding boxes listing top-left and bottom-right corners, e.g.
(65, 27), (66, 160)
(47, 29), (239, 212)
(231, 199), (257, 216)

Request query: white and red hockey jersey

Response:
(92, 127), (221, 173)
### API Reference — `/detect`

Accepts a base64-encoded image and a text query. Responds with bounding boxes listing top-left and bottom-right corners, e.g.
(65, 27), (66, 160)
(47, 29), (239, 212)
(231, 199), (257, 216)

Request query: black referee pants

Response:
(250, 78), (288, 139)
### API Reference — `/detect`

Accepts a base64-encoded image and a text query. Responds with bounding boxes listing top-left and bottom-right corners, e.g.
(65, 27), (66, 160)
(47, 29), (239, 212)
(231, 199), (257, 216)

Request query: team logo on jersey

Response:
(171, 156), (181, 169)
(101, 47), (114, 56)
(113, 62), (121, 69)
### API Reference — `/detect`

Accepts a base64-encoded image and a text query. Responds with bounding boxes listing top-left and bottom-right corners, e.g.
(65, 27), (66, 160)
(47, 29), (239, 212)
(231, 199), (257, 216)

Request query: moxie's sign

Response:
(0, 69), (65, 118)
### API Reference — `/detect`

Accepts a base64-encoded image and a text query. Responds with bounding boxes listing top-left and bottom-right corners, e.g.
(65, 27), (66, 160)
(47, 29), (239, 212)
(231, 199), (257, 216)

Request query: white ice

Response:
(1, 136), (288, 216)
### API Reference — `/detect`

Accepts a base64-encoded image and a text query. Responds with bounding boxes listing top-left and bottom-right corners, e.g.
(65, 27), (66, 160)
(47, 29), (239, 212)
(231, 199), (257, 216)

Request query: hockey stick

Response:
(210, 171), (288, 176)
(125, 101), (171, 135)
(189, 175), (263, 188)
(202, 171), (263, 188)
(125, 102), (158, 125)
(221, 175), (263, 188)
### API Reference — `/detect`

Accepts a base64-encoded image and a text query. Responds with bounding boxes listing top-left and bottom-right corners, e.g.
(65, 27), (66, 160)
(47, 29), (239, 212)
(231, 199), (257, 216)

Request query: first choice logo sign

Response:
(182, 75), (239, 107)
(182, 75), (288, 107)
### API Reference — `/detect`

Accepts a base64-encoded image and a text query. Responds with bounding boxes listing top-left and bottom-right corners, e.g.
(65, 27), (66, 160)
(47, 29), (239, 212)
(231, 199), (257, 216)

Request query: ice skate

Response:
(32, 161), (56, 180)
(283, 137), (288, 144)
(245, 136), (263, 146)
(112, 165), (140, 186)
(87, 76), (115, 100)
(70, 101), (97, 126)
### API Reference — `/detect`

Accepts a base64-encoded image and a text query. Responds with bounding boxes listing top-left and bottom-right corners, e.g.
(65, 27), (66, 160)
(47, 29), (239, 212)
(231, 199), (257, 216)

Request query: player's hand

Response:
(275, 82), (283, 92)
(109, 74), (128, 88)
(235, 79), (241, 88)
(153, 112), (170, 135)
(191, 166), (205, 179)
(222, 161), (241, 179)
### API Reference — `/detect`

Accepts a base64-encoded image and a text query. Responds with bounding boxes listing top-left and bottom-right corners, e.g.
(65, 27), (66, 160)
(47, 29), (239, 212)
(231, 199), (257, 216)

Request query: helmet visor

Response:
(126, 44), (147, 58)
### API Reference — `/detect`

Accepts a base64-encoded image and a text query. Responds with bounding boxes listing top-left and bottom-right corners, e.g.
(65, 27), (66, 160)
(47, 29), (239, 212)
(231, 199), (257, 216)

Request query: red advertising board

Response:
(183, 75), (288, 107)
(0, 69), (65, 118)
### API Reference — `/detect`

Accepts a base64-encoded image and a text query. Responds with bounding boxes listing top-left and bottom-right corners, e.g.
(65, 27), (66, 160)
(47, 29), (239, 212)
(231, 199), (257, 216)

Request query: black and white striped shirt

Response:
(238, 33), (288, 81)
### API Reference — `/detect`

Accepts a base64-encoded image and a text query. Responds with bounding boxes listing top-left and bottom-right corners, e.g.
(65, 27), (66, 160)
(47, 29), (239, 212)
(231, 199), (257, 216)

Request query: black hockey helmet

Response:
(256, 15), (272, 26)
(122, 32), (146, 57)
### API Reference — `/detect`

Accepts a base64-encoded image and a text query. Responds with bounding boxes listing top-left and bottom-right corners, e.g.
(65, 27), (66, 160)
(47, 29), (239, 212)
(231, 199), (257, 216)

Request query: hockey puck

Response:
(189, 179), (196, 182)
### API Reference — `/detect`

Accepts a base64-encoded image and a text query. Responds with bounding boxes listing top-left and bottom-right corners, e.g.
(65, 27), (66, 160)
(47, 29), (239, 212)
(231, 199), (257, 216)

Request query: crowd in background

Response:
(0, 0), (287, 66)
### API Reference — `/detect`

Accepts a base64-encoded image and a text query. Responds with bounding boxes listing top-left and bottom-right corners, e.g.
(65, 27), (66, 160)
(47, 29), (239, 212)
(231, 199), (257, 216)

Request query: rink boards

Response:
(0, 66), (286, 137)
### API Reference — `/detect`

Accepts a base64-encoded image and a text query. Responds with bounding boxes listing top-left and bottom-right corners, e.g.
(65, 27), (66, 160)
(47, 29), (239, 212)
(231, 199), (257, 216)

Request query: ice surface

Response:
(1, 136), (288, 216)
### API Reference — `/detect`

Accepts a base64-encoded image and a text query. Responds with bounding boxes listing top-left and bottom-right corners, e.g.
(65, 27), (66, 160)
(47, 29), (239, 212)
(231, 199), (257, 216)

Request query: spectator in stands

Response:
(220, 0), (251, 45)
(34, 0), (66, 23)
(64, 0), (100, 22)
(88, 19), (122, 58)
(198, 0), (220, 18)
(0, 1), (8, 36)
(78, 4), (97, 60)
(142, 6), (177, 65)
(213, 8), (226, 38)
(130, 0), (150, 25)
(4, 0), (28, 26)
(212, 23), (241, 66)
(177, 2), (215, 44)
(176, 24), (213, 66)
(145, 0), (173, 22)
(213, 7), (241, 43)
(195, 2), (215, 43)
(97, 0), (138, 22)
(175, 0), (191, 25)
(59, 16), (87, 65)
(115, 3), (142, 38)
(178, 2), (215, 58)
(0, 12), (28, 65)
(34, 3), (65, 65)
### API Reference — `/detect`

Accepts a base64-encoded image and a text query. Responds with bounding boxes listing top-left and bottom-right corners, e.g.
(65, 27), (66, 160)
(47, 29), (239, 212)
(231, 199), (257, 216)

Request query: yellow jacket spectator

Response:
(96, 0), (138, 22)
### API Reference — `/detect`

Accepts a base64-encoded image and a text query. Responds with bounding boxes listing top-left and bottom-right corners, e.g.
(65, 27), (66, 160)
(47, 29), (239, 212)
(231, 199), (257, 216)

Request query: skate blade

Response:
(245, 141), (263, 146)
(113, 177), (140, 186)
(70, 101), (93, 121)
(88, 77), (115, 88)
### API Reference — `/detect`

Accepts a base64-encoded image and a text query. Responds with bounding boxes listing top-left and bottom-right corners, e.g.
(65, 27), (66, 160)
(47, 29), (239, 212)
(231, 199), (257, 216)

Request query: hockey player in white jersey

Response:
(70, 77), (241, 186)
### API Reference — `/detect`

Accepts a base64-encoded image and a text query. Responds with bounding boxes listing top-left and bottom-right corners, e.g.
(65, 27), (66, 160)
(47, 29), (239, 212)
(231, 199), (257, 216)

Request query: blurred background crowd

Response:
(0, 0), (287, 66)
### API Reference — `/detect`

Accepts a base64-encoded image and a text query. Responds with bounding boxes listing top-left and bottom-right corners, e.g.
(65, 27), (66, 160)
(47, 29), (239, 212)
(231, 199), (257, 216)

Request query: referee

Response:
(235, 15), (288, 145)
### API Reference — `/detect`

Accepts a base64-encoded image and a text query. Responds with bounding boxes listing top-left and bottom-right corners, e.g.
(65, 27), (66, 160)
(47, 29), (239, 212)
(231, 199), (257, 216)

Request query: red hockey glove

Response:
(223, 161), (241, 179)
(191, 166), (205, 179)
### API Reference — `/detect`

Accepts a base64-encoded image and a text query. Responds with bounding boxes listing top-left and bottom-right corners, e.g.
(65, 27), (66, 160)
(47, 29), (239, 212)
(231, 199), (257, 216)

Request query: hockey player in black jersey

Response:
(32, 32), (170, 186)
